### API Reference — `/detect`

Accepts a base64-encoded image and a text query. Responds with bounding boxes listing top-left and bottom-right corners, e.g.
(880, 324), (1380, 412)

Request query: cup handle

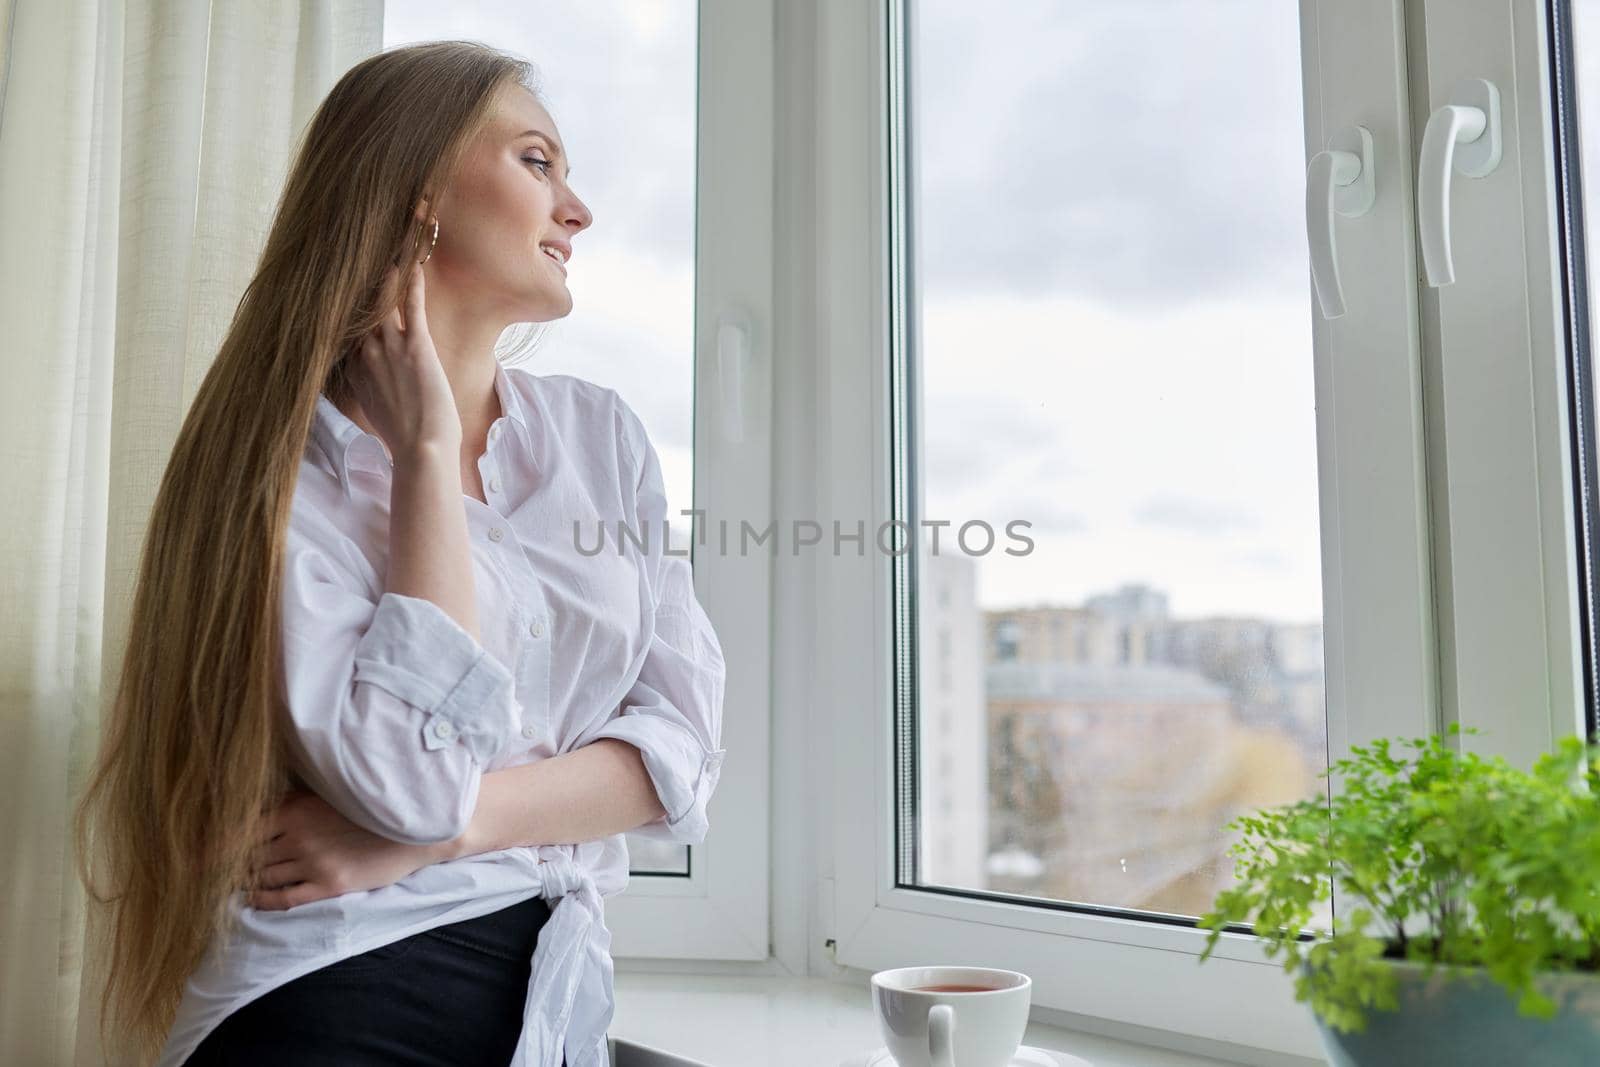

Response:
(927, 1004), (956, 1067)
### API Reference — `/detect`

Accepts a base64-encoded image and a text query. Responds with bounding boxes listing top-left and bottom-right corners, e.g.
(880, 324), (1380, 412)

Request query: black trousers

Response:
(184, 895), (565, 1066)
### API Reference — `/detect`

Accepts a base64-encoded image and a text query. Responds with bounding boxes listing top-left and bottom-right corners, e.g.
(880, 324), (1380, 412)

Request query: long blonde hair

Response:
(71, 40), (542, 1064)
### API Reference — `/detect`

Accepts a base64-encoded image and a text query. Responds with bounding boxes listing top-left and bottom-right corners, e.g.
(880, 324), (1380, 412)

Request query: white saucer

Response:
(842, 1045), (1090, 1067)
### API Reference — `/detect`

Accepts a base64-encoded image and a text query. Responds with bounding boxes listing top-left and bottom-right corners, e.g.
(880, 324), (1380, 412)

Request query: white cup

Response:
(870, 965), (1032, 1067)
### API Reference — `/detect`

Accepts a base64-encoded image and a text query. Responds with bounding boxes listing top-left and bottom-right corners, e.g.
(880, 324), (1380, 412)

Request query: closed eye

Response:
(523, 156), (553, 175)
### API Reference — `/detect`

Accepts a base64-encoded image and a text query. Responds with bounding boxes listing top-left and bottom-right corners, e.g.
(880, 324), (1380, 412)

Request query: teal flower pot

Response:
(1313, 960), (1600, 1067)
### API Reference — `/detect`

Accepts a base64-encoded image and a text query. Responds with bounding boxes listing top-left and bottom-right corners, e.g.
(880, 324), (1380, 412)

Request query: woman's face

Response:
(427, 86), (592, 324)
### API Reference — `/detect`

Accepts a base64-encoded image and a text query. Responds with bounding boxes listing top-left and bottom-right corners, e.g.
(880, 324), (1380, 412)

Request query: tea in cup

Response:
(870, 965), (1031, 1067)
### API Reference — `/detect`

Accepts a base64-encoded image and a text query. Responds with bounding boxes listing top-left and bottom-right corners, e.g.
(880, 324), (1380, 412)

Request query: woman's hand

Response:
(247, 789), (459, 911)
(350, 261), (461, 458)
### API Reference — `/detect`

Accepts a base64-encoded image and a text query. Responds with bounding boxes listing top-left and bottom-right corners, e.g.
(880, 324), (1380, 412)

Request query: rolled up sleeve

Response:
(279, 532), (520, 845)
(586, 402), (727, 845)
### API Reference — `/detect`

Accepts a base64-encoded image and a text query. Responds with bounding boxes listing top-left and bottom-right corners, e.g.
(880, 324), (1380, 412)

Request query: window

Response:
(893, 0), (1423, 920)
(816, 0), (1587, 1058)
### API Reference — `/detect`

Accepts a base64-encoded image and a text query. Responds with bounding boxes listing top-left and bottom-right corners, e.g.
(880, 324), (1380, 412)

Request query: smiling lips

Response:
(539, 242), (569, 274)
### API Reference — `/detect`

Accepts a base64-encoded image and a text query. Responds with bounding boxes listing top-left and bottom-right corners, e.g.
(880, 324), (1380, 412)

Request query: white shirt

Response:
(155, 362), (727, 1067)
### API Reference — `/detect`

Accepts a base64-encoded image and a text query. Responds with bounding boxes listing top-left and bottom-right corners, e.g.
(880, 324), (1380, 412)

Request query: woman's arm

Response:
(443, 739), (668, 858)
(248, 741), (661, 909)
(388, 439), (480, 638)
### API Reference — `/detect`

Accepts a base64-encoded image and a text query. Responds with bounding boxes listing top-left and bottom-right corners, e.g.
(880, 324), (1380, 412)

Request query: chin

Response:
(535, 288), (574, 319)
(509, 283), (566, 318)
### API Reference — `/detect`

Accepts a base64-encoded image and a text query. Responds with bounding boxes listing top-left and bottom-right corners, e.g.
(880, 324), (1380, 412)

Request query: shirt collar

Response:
(311, 360), (533, 502)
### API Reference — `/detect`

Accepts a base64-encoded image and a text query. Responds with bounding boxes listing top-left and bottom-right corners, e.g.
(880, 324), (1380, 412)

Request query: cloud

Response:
(922, 394), (1078, 496)
(994, 495), (1088, 536)
(1224, 546), (1295, 572)
(911, 0), (1309, 308)
(1131, 493), (1259, 536)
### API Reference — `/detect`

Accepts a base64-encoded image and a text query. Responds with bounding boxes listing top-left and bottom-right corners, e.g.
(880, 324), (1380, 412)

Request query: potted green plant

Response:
(1197, 726), (1600, 1066)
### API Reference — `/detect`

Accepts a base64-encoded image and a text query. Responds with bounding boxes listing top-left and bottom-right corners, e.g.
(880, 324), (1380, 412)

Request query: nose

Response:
(558, 190), (592, 235)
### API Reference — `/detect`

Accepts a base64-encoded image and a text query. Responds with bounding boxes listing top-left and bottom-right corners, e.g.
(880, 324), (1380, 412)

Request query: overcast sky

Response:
(385, 1), (1325, 625)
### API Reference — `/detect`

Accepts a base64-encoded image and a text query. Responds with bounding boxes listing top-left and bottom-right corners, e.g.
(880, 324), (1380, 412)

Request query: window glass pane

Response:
(384, 2), (698, 876)
(900, 0), (1331, 923)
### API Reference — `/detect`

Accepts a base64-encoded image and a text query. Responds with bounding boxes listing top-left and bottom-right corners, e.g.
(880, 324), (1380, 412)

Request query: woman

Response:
(72, 40), (726, 1067)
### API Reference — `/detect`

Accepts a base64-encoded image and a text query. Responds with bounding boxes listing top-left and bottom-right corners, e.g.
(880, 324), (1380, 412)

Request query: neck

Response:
(418, 268), (509, 448)
(436, 349), (502, 447)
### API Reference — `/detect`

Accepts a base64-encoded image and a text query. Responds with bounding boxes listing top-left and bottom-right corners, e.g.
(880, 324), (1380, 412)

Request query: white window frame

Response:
(603, 0), (775, 962)
(805, 0), (1596, 1058)
(1406, 0), (1589, 767)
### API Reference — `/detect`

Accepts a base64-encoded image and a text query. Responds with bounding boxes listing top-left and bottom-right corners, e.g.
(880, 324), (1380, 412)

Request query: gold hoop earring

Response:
(417, 216), (439, 264)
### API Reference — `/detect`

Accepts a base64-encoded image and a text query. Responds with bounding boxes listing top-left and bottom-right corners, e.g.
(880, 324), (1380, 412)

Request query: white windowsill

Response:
(611, 973), (1311, 1066)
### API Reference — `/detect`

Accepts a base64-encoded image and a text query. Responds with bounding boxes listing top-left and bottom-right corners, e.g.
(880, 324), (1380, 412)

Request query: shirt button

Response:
(521, 725), (538, 740)
(530, 620), (544, 638)
(489, 423), (502, 442)
(489, 476), (502, 493)
(433, 720), (456, 739)
(488, 527), (504, 542)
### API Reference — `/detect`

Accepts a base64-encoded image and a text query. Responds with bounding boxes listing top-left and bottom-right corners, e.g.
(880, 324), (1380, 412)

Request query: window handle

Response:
(1418, 78), (1502, 287)
(1305, 125), (1375, 320)
(715, 316), (748, 443)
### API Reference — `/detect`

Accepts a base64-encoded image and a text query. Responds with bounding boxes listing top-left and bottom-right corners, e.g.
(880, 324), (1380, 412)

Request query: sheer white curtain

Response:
(0, 3), (383, 1063)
